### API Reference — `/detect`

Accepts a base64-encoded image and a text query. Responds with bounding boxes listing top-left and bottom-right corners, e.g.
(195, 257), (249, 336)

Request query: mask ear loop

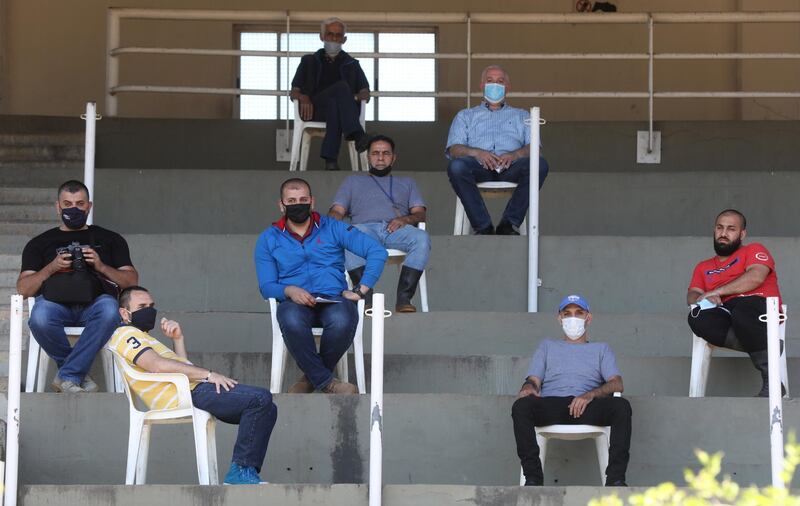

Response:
(689, 305), (701, 318)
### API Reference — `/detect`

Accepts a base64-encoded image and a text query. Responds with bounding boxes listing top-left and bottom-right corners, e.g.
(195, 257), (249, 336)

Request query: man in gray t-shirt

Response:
(511, 294), (632, 487)
(329, 135), (431, 313)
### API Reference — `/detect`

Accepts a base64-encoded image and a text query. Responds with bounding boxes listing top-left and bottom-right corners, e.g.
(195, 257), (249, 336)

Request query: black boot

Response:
(748, 349), (786, 397)
(347, 266), (373, 308)
(396, 266), (423, 313)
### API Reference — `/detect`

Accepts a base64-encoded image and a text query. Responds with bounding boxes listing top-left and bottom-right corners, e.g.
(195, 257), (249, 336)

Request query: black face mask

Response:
(284, 203), (312, 224)
(60, 206), (88, 230)
(713, 237), (742, 257)
(369, 165), (392, 177)
(128, 306), (157, 332)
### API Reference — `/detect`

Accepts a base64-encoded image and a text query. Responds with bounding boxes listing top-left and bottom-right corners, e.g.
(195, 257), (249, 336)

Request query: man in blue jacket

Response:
(255, 178), (387, 394)
(290, 17), (371, 171)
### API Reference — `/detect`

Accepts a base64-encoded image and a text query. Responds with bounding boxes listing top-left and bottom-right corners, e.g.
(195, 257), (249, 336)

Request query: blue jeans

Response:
(275, 295), (358, 390)
(344, 222), (431, 271)
(191, 382), (278, 471)
(27, 294), (120, 384)
(447, 156), (549, 231)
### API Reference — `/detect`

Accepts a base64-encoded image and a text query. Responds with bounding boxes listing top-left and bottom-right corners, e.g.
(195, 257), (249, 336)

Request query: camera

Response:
(57, 241), (90, 272)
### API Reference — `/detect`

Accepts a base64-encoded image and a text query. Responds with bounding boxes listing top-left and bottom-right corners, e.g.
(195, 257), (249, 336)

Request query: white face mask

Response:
(561, 317), (586, 340)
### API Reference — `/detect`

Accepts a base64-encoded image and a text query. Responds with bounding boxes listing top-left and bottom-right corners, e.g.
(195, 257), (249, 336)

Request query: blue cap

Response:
(558, 294), (590, 312)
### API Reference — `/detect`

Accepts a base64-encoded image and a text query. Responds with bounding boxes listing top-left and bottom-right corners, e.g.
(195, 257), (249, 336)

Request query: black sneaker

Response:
(324, 159), (341, 171)
(474, 225), (495, 235)
(523, 479), (543, 486)
(496, 220), (520, 235)
(605, 479), (628, 487)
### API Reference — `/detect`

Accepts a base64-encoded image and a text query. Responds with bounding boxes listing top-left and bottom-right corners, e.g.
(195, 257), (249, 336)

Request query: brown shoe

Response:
(321, 378), (358, 394)
(395, 303), (417, 313)
(288, 374), (314, 394)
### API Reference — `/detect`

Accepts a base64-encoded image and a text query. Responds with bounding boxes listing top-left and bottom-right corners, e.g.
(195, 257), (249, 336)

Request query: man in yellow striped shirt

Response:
(109, 286), (278, 485)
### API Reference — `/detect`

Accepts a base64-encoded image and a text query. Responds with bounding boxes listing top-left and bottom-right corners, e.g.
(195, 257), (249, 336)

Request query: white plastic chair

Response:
(25, 296), (123, 393)
(689, 303), (789, 398)
(268, 298), (366, 394)
(289, 99), (367, 172)
(518, 392), (622, 486)
(108, 348), (219, 485)
(453, 181), (527, 235)
(346, 223), (430, 313)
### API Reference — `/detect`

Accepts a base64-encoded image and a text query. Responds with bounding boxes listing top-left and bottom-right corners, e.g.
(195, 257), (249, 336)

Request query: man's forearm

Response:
(511, 144), (530, 158)
(151, 356), (209, 382)
(402, 211), (426, 226)
(709, 268), (768, 298)
(586, 377), (623, 398)
(99, 266), (138, 289)
(172, 339), (188, 360)
(290, 87), (304, 101)
(448, 144), (477, 159)
(17, 268), (56, 297)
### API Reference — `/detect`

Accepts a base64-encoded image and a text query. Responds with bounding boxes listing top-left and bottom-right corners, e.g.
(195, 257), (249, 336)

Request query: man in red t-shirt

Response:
(686, 209), (783, 397)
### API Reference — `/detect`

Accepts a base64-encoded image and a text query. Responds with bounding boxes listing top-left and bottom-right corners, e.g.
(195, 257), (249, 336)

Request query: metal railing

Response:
(366, 294), (390, 506)
(106, 8), (800, 163)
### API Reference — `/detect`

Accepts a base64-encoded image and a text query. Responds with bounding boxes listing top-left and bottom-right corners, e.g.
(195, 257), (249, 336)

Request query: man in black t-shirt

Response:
(17, 180), (138, 393)
(290, 17), (371, 170)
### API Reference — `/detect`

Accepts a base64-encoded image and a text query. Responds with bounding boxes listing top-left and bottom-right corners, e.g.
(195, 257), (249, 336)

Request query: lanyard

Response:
(369, 175), (396, 207)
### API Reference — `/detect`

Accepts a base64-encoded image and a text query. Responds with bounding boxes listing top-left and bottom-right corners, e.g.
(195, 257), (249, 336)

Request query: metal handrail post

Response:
(83, 102), (97, 225)
(368, 294), (388, 506)
(4, 295), (23, 506)
(765, 297), (784, 488)
(106, 10), (121, 116)
(647, 15), (654, 153)
(466, 15), (472, 109)
(527, 107), (541, 313)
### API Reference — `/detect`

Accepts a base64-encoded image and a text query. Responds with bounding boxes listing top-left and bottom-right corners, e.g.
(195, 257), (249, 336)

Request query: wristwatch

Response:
(353, 287), (367, 299)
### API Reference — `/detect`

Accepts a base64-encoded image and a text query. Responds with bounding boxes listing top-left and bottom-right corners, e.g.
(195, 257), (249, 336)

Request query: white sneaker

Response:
(81, 375), (99, 393)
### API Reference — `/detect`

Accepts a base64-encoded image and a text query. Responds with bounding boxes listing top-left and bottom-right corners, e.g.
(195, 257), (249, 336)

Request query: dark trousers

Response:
(688, 295), (768, 352)
(275, 295), (359, 389)
(447, 156), (549, 231)
(511, 395), (632, 485)
(191, 383), (278, 471)
(312, 80), (364, 161)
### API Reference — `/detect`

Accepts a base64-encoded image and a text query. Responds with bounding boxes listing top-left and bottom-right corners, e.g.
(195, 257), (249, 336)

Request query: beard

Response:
(713, 236), (742, 256)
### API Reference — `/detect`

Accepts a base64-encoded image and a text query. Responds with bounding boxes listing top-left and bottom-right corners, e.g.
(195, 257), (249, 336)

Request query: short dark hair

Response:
(57, 180), (90, 200)
(367, 134), (395, 153)
(280, 178), (312, 200)
(716, 208), (747, 229)
(119, 285), (149, 310)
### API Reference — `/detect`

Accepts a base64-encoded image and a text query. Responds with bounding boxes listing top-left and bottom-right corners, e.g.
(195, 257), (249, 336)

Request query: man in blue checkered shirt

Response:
(445, 65), (549, 235)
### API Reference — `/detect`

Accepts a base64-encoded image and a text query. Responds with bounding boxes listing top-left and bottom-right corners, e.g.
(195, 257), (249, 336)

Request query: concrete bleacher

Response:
(2, 117), (800, 505)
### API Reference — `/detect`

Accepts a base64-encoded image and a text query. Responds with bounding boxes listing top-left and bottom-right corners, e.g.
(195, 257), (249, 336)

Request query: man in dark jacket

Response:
(290, 17), (371, 171)
(254, 178), (387, 394)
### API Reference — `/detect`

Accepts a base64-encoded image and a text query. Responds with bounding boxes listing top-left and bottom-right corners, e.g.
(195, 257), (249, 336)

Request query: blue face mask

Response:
(483, 83), (505, 104)
(689, 298), (718, 317)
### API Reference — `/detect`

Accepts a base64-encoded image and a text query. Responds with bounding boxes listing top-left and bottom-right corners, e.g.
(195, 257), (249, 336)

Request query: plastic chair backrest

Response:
(108, 347), (193, 414)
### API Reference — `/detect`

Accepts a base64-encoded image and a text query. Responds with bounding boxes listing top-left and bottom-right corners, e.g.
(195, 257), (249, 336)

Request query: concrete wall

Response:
(119, 234), (800, 314)
(18, 484), (661, 506)
(84, 118), (800, 173)
(18, 394), (800, 487)
(2, 0), (799, 120)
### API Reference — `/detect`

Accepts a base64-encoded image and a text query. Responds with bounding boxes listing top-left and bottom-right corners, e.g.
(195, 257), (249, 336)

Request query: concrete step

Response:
(92, 169), (800, 237)
(0, 269), (18, 287)
(0, 133), (84, 147)
(19, 484), (661, 506)
(0, 187), (54, 204)
(0, 144), (83, 162)
(126, 234), (800, 313)
(19, 484), (651, 506)
(0, 253), (20, 270)
(120, 308), (799, 356)
(0, 235), (32, 255)
(186, 351), (797, 398)
(0, 204), (53, 222)
(0, 222), (53, 235)
(17, 394), (800, 486)
(0, 163), (83, 187)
